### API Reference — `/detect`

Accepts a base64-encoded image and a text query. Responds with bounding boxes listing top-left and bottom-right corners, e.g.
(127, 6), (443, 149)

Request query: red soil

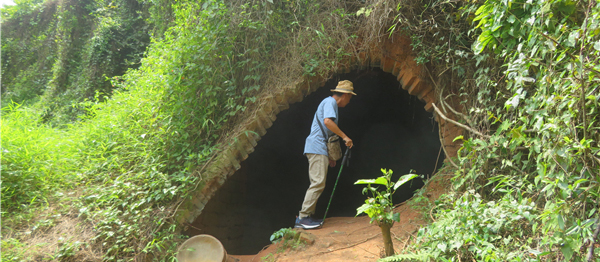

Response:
(231, 172), (449, 262)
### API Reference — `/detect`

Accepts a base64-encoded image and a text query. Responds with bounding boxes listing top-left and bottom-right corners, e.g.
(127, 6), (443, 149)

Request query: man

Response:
(295, 80), (356, 229)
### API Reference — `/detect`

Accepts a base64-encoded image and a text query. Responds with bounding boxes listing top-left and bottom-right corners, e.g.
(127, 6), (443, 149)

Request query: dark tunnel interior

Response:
(186, 68), (445, 255)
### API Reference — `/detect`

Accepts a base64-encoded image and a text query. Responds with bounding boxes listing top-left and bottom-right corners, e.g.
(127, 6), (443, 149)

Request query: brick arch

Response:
(174, 34), (462, 227)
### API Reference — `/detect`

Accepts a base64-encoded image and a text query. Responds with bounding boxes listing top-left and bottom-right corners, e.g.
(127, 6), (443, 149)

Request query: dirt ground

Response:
(231, 172), (450, 262)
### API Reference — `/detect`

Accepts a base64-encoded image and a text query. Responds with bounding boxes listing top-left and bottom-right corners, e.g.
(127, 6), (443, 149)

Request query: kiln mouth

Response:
(185, 69), (445, 255)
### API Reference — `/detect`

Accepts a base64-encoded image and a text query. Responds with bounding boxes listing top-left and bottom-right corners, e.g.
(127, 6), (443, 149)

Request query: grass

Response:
(0, 69), (193, 260)
(1, 102), (82, 213)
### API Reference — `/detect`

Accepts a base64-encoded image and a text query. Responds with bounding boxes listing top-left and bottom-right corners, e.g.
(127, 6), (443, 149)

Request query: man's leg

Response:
(299, 153), (328, 219)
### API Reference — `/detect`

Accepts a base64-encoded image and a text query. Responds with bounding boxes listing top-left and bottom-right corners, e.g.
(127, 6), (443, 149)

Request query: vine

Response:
(385, 0), (600, 260)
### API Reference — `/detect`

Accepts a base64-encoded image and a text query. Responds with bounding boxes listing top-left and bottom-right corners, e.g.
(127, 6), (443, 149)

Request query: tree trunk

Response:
(380, 222), (394, 257)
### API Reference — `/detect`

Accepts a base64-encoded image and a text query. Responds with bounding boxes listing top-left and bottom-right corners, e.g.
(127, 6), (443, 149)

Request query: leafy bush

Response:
(385, 192), (538, 261)
(388, 0), (600, 260)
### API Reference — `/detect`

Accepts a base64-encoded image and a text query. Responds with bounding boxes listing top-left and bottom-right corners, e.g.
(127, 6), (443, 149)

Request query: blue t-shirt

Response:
(304, 96), (338, 156)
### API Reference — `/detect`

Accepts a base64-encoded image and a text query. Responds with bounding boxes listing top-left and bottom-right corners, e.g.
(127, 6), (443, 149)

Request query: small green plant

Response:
(54, 240), (85, 260)
(269, 227), (307, 253)
(269, 227), (295, 243)
(355, 169), (419, 257)
(260, 253), (275, 262)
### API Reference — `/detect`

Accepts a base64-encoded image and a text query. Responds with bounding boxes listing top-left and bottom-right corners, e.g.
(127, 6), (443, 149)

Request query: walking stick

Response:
(322, 147), (351, 225)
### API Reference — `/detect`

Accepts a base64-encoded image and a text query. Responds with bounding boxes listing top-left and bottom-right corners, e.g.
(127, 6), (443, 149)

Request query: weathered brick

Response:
(381, 56), (395, 73)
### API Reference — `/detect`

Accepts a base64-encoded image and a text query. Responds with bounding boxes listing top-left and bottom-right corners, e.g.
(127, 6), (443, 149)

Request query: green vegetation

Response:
(269, 227), (307, 252)
(1, 0), (599, 261)
(355, 169), (419, 257)
(2, 0), (360, 260)
(270, 227), (296, 244)
(1, 0), (152, 124)
(387, 191), (539, 261)
(384, 0), (600, 261)
(1, 102), (81, 212)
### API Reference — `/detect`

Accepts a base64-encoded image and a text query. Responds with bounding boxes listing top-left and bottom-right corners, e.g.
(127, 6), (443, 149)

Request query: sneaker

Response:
(310, 216), (323, 224)
(296, 215), (323, 224)
(294, 216), (301, 227)
(294, 216), (322, 229)
(294, 215), (323, 224)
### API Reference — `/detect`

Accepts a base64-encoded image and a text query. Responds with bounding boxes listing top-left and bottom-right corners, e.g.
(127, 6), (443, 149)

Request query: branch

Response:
(593, 155), (600, 166)
(423, 65), (449, 115)
(437, 118), (459, 169)
(423, 66), (463, 169)
(432, 103), (490, 139)
(436, 82), (476, 128)
(587, 217), (600, 261)
(442, 98), (475, 127)
(429, 205), (437, 223)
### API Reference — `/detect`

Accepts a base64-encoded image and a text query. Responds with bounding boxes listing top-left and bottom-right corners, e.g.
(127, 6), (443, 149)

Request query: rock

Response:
(297, 231), (316, 245)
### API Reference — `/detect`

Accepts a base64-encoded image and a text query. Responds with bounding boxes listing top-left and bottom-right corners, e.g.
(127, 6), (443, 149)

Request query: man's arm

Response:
(324, 118), (353, 148)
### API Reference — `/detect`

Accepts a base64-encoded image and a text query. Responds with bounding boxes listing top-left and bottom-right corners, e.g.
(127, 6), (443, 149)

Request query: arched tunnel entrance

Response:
(185, 68), (445, 255)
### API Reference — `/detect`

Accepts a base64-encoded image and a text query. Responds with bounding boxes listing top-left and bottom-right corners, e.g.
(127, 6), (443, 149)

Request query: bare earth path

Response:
(232, 174), (449, 262)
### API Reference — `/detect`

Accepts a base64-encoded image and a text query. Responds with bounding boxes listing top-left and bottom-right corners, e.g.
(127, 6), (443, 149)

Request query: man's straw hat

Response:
(330, 80), (357, 95)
